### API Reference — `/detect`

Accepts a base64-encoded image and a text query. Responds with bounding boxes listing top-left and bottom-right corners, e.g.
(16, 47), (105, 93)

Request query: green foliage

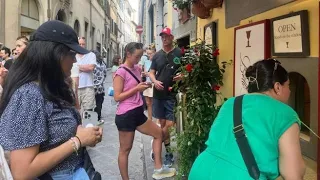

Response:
(174, 41), (231, 178)
(170, 0), (191, 10)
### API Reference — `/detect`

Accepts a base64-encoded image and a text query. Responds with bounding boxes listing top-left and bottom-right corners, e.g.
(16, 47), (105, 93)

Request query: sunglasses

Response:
(267, 58), (281, 76)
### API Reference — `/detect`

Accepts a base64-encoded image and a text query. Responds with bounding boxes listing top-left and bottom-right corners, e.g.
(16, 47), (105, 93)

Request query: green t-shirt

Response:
(189, 94), (300, 180)
(111, 65), (119, 73)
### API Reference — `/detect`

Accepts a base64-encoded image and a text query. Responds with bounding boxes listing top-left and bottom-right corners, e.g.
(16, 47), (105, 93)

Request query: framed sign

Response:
(204, 22), (217, 46)
(233, 20), (271, 96)
(271, 10), (310, 57)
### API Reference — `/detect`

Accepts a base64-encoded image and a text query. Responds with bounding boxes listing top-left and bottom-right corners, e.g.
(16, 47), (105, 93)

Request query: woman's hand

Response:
(75, 125), (102, 147)
(136, 82), (151, 92)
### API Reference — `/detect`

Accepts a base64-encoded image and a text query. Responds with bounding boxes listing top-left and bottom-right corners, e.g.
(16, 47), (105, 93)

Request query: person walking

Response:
(113, 42), (176, 180)
(149, 27), (182, 166)
(92, 50), (107, 121)
(189, 59), (305, 180)
(0, 20), (102, 180)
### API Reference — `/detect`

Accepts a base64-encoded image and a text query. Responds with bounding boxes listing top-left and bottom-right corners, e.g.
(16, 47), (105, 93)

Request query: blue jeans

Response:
(50, 167), (89, 180)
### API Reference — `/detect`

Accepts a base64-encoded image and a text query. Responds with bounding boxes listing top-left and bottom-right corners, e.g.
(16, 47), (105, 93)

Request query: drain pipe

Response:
(90, 0), (92, 49)
(47, 0), (51, 20)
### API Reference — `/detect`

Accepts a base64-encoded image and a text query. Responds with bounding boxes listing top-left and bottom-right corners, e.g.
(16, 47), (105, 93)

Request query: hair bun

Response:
(245, 65), (256, 78)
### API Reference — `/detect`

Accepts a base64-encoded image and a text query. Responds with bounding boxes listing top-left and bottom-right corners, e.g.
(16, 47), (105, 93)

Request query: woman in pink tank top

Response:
(113, 42), (176, 180)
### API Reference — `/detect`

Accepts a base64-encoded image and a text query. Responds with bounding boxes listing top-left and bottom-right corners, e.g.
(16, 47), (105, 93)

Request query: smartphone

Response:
(82, 111), (104, 127)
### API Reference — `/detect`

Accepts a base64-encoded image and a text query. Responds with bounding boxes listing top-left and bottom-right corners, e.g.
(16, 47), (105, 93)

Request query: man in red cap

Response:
(149, 27), (182, 167)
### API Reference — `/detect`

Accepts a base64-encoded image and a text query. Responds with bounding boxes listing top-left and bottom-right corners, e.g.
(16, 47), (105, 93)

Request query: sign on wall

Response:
(271, 10), (310, 57)
(233, 20), (271, 96)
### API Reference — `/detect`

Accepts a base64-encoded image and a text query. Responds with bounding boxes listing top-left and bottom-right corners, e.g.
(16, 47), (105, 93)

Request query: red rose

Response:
(181, 47), (185, 54)
(168, 87), (173, 92)
(213, 49), (220, 57)
(185, 64), (193, 72)
(212, 85), (220, 91)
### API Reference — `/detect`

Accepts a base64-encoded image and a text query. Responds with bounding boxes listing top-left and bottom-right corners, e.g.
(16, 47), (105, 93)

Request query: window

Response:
(21, 0), (39, 20)
(74, 20), (80, 36)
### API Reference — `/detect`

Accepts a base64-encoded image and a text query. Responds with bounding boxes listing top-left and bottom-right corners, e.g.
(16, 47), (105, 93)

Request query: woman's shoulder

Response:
(13, 82), (43, 99)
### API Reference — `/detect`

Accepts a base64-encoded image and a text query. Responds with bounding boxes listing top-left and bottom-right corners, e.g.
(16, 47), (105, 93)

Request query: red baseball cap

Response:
(159, 27), (173, 36)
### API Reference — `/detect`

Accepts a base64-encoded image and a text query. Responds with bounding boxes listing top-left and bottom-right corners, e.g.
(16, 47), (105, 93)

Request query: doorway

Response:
(177, 35), (190, 49)
(288, 72), (311, 141)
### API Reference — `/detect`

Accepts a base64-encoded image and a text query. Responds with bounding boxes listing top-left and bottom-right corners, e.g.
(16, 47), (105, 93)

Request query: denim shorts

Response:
(152, 98), (176, 121)
(50, 167), (89, 180)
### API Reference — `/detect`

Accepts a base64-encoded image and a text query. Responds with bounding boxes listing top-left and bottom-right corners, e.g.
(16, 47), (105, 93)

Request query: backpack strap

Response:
(233, 95), (260, 180)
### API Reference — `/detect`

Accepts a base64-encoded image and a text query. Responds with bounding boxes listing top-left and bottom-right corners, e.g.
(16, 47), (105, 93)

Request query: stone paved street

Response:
(87, 70), (146, 180)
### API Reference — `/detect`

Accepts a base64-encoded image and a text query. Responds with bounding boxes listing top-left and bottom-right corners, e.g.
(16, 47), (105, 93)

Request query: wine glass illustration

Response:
(246, 30), (251, 47)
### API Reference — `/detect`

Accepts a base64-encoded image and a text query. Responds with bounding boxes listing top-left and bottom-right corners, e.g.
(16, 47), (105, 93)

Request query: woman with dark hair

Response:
(92, 50), (107, 121)
(189, 59), (305, 180)
(113, 42), (176, 180)
(0, 20), (102, 179)
(111, 55), (121, 77)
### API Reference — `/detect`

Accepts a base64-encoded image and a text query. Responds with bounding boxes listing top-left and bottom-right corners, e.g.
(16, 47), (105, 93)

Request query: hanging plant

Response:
(173, 41), (231, 178)
(170, 0), (191, 10)
(191, 0), (211, 19)
(201, 0), (224, 8)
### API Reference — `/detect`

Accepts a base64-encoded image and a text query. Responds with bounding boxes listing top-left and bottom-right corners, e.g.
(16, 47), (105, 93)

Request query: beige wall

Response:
(3, 0), (106, 51)
(4, 0), (46, 49)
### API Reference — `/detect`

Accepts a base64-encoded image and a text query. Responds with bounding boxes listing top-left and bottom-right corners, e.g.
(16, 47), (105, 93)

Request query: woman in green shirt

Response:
(189, 59), (305, 180)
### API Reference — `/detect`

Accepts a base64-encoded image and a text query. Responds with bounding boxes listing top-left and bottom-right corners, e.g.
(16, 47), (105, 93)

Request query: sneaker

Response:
(164, 153), (174, 167)
(152, 166), (176, 180)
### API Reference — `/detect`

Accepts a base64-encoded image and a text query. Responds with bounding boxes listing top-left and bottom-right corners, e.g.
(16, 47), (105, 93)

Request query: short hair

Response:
(1, 46), (11, 56)
(112, 55), (121, 66)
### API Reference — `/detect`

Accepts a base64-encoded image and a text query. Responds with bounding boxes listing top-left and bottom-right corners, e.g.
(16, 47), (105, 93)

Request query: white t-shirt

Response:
(71, 63), (79, 78)
(76, 52), (97, 88)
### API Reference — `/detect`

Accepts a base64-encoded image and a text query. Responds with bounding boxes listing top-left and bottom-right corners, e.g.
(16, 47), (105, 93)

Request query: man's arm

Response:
(79, 52), (97, 72)
(78, 64), (95, 72)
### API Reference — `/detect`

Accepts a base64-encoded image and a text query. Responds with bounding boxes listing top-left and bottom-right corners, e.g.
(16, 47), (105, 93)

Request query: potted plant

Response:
(173, 41), (231, 178)
(201, 0), (223, 9)
(191, 0), (211, 19)
(171, 0), (192, 23)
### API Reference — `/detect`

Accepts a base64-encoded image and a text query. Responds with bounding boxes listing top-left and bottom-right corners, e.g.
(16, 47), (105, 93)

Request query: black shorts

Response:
(115, 106), (147, 131)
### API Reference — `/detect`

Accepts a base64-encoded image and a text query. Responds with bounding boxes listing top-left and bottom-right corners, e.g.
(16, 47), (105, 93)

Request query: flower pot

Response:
(201, 0), (223, 8)
(191, 1), (211, 19)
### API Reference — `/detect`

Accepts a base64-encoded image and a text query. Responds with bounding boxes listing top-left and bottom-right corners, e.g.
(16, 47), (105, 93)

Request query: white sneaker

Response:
(152, 166), (176, 180)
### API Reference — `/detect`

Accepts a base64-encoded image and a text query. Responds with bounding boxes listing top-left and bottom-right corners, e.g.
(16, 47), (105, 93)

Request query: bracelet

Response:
(69, 139), (79, 156)
(71, 137), (79, 150)
(74, 136), (82, 147)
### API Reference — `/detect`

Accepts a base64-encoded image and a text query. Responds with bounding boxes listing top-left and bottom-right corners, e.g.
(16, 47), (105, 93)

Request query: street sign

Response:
(136, 25), (143, 34)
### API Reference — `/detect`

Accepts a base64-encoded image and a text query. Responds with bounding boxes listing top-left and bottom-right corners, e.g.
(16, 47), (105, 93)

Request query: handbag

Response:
(83, 148), (101, 180)
(233, 95), (260, 180)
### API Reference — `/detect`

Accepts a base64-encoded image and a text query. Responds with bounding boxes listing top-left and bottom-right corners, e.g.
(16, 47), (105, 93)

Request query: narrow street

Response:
(87, 70), (145, 180)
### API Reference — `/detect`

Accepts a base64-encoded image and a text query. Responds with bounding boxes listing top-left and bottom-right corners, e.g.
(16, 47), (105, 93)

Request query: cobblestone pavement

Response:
(87, 70), (146, 180)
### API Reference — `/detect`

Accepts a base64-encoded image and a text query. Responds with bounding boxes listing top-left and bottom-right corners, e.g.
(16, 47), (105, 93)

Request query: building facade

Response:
(0, 0), (111, 64)
(140, 0), (319, 178)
